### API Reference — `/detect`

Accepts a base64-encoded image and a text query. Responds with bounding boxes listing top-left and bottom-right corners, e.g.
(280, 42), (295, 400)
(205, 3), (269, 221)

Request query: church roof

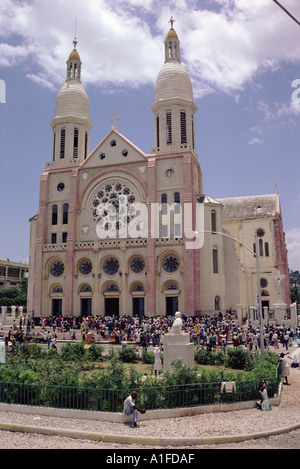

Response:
(197, 194), (222, 205)
(216, 194), (279, 219)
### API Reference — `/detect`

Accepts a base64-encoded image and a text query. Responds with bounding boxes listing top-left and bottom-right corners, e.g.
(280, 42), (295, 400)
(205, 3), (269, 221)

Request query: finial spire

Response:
(73, 17), (78, 49)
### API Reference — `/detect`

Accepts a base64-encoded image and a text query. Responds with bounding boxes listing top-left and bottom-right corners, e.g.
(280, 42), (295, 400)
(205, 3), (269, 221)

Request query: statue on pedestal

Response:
(172, 311), (183, 335)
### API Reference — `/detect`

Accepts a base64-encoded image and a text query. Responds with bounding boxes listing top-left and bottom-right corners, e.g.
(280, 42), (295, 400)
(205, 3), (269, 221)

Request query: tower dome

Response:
(50, 39), (92, 164)
(54, 80), (90, 120)
(152, 19), (197, 155)
(154, 20), (193, 104)
(54, 40), (90, 120)
(154, 61), (193, 104)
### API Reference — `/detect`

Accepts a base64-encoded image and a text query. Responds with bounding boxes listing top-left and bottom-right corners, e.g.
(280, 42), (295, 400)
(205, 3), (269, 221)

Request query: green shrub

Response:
(224, 347), (250, 370)
(141, 348), (154, 364)
(118, 345), (138, 363)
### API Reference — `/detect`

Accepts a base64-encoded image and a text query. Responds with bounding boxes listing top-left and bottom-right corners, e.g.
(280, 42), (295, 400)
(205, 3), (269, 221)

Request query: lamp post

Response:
(254, 229), (264, 360)
(194, 229), (265, 360)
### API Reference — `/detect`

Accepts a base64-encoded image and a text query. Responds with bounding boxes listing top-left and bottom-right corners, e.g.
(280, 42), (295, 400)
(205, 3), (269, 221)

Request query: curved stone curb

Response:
(1, 421), (300, 446)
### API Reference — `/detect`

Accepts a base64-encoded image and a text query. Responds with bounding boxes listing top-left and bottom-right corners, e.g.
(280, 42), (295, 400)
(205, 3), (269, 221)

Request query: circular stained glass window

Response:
(90, 180), (138, 235)
(50, 261), (65, 277)
(257, 228), (265, 237)
(260, 278), (268, 288)
(79, 260), (93, 275)
(162, 255), (180, 273)
(103, 257), (120, 276)
(130, 257), (145, 274)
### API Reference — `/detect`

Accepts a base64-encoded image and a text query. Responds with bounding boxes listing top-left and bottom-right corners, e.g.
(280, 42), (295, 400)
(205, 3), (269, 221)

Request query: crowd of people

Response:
(4, 312), (300, 354)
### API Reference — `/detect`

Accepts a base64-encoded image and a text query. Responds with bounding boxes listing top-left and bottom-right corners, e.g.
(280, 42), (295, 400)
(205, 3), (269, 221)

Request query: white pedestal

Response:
(163, 332), (194, 371)
(274, 302), (287, 325)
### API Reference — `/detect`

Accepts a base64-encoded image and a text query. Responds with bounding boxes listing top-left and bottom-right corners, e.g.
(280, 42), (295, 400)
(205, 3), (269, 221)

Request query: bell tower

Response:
(50, 39), (92, 165)
(151, 18), (197, 156)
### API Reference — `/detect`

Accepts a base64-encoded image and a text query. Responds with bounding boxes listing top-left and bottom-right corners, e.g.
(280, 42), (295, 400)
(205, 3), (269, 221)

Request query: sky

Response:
(0, 0), (300, 272)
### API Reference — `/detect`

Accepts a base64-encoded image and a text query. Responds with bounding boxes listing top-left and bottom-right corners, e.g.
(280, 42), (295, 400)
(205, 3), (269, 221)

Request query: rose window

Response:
(50, 261), (65, 277)
(103, 257), (120, 276)
(79, 260), (93, 275)
(162, 255), (180, 273)
(130, 257), (145, 273)
(89, 180), (138, 236)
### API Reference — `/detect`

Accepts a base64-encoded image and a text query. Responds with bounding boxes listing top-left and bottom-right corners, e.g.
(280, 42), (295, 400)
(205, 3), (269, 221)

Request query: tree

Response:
(290, 285), (300, 304)
(0, 278), (28, 307)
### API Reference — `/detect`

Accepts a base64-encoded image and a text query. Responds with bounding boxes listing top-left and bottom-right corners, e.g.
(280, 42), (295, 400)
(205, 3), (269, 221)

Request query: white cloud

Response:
(248, 138), (263, 145)
(1, 0), (300, 96)
(286, 228), (300, 272)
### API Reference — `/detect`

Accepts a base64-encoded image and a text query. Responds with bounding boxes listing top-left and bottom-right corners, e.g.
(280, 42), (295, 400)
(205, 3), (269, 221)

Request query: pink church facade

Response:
(27, 25), (290, 319)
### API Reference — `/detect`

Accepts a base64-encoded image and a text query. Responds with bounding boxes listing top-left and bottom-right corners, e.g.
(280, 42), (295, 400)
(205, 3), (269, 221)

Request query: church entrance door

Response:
(166, 297), (178, 316)
(81, 298), (92, 317)
(52, 299), (62, 316)
(105, 298), (119, 316)
(132, 297), (144, 318)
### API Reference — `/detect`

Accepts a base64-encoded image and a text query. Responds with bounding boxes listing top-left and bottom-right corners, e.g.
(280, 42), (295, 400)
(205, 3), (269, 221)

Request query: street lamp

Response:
(194, 229), (265, 360)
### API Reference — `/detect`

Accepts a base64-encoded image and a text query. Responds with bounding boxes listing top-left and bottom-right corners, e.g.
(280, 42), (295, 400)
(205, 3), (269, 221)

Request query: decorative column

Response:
(33, 171), (50, 316)
(11, 306), (16, 321)
(146, 158), (157, 317)
(1, 306), (7, 324)
(65, 168), (79, 316)
(236, 304), (243, 326)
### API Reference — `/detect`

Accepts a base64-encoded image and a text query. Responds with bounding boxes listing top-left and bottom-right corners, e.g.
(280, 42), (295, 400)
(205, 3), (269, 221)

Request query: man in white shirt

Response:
(123, 391), (146, 427)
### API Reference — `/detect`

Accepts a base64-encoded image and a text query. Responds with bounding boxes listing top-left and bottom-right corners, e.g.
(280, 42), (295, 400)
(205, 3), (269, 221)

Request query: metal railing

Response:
(0, 375), (280, 413)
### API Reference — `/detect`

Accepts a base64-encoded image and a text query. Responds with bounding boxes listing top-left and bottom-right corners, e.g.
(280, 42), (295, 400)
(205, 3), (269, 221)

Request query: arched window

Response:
(211, 210), (216, 233)
(265, 242), (269, 257)
(259, 238), (263, 257)
(105, 283), (119, 293)
(132, 283), (145, 292)
(161, 193), (168, 215)
(52, 205), (58, 225)
(174, 192), (180, 215)
(166, 282), (178, 290)
(213, 248), (218, 274)
(63, 203), (69, 225)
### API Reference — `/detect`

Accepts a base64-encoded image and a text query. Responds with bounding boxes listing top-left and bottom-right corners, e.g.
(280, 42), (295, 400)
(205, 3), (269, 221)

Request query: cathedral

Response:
(27, 21), (290, 319)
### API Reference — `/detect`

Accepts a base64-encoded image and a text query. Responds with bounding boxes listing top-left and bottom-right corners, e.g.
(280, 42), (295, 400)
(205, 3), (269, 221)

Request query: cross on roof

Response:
(110, 114), (120, 130)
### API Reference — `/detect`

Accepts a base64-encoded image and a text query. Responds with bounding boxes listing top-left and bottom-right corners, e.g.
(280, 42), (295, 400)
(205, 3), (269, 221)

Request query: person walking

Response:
(279, 352), (290, 385)
(154, 346), (162, 377)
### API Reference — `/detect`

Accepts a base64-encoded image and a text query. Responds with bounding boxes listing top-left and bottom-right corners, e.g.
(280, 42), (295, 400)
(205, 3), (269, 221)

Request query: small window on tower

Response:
(166, 110), (172, 144)
(73, 128), (79, 158)
(84, 132), (88, 160)
(60, 129), (66, 159)
(180, 110), (187, 145)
